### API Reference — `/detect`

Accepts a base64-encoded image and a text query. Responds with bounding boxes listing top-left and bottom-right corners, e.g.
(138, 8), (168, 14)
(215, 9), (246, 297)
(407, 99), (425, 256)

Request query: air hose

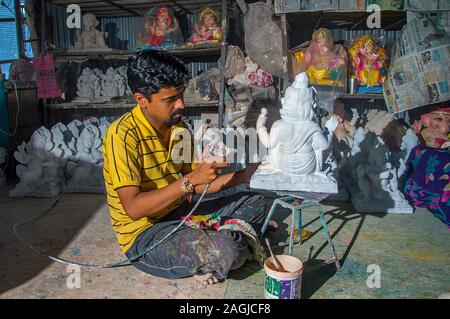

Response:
(13, 184), (210, 270)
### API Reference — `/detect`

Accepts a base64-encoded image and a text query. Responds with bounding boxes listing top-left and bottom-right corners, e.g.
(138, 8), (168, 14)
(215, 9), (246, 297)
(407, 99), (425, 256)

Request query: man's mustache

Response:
(171, 109), (184, 117)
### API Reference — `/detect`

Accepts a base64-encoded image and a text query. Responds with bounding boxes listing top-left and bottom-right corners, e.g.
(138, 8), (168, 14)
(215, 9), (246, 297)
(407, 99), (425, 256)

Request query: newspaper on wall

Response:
(384, 12), (450, 113)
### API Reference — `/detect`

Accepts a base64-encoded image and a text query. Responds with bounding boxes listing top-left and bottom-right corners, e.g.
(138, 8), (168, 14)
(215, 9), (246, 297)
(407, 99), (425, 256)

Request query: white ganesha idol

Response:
(250, 72), (339, 193)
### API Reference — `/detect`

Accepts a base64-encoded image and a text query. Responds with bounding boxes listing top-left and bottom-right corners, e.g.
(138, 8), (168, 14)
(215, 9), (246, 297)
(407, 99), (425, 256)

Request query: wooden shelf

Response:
(47, 102), (134, 110)
(47, 100), (219, 110)
(4, 81), (36, 90)
(341, 93), (385, 100)
(166, 43), (223, 58)
(52, 43), (223, 61)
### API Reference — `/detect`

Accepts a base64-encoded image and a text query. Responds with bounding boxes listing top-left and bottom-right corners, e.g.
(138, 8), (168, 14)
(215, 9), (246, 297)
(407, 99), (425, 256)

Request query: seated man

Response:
(102, 50), (266, 285)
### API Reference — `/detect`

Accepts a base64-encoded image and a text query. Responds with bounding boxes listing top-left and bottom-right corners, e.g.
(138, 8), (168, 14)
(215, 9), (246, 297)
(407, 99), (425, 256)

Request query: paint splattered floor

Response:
(0, 184), (449, 299)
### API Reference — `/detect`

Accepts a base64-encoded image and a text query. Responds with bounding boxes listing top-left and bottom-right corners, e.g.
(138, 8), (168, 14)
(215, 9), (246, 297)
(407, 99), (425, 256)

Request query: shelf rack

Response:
(41, 0), (233, 127)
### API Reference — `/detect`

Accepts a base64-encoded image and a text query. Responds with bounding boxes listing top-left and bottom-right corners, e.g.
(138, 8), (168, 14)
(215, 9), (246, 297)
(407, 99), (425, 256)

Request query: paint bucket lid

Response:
(264, 255), (303, 279)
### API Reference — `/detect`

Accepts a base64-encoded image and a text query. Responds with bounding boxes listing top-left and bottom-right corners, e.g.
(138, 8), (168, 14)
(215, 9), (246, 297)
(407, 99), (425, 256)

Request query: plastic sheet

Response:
(292, 28), (347, 112)
(244, 2), (284, 78)
(223, 45), (246, 79)
(294, 28), (347, 89)
(136, 7), (183, 50)
(33, 53), (62, 99)
(196, 69), (220, 101)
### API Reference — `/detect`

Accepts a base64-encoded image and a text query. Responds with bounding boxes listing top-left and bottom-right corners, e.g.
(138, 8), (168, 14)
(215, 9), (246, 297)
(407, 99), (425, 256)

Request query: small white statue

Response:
(65, 121), (107, 193)
(65, 160), (104, 193)
(194, 123), (235, 161)
(116, 66), (130, 96)
(50, 123), (76, 162)
(350, 127), (366, 156)
(76, 125), (103, 164)
(10, 118), (112, 197)
(51, 122), (68, 151)
(72, 13), (111, 51)
(92, 68), (103, 98)
(100, 67), (120, 99)
(29, 127), (54, 160)
(397, 128), (419, 178)
(84, 117), (100, 127)
(9, 127), (64, 197)
(400, 129), (419, 160)
(99, 122), (109, 139)
(351, 134), (413, 214)
(76, 68), (94, 98)
(250, 72), (339, 193)
(67, 119), (83, 138)
(75, 68), (102, 102)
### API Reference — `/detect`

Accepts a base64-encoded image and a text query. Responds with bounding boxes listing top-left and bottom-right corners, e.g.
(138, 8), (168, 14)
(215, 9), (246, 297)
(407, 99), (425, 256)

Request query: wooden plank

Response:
(51, 43), (222, 60)
(41, 0), (48, 126)
(280, 14), (290, 90)
(46, 100), (219, 109)
(4, 81), (36, 90)
(235, 0), (247, 14)
(218, 0), (228, 128)
(341, 93), (384, 100)
(0, 18), (16, 22)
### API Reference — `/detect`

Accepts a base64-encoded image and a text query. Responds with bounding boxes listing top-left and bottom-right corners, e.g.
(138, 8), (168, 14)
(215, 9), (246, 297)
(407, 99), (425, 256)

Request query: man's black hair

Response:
(127, 50), (189, 100)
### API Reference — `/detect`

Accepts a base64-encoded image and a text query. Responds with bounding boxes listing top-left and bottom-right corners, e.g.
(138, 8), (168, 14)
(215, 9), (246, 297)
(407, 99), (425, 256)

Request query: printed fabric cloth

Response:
(403, 145), (450, 228)
(183, 213), (266, 264)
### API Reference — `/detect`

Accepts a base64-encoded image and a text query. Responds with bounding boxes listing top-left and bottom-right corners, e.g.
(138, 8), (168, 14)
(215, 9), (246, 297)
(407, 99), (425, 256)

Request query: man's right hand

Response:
(187, 159), (229, 186)
(187, 145), (229, 186)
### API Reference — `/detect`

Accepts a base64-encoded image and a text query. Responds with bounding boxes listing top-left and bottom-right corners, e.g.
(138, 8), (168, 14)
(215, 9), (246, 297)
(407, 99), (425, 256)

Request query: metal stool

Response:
(260, 196), (341, 270)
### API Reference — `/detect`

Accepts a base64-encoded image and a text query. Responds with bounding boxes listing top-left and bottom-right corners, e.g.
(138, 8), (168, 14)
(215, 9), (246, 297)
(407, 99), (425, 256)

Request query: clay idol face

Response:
(429, 113), (450, 136)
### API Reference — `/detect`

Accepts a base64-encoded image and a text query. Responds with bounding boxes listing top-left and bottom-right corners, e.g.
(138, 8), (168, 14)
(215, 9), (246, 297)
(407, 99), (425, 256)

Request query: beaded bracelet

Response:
(179, 175), (195, 194)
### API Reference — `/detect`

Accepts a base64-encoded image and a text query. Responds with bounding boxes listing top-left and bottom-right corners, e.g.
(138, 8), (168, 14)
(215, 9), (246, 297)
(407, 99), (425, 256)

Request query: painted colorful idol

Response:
(348, 34), (389, 93)
(137, 7), (183, 49)
(187, 7), (222, 46)
(293, 28), (347, 88)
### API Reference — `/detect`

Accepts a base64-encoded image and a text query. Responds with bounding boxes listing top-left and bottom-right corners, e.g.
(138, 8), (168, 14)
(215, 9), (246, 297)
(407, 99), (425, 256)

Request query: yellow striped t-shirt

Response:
(102, 106), (194, 252)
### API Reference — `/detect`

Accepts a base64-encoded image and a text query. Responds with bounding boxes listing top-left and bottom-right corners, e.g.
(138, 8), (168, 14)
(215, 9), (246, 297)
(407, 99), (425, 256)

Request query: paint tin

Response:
(264, 255), (303, 299)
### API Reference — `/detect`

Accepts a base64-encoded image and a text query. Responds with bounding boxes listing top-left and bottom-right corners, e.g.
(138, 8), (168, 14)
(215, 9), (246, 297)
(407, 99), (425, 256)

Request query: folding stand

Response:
(260, 192), (341, 270)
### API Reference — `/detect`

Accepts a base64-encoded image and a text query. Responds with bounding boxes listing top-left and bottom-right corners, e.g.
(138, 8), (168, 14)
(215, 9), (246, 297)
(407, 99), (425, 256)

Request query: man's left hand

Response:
(242, 163), (260, 184)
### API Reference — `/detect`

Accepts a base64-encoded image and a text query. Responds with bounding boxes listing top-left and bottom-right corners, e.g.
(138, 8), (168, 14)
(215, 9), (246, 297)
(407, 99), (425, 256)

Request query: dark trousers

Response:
(125, 192), (266, 280)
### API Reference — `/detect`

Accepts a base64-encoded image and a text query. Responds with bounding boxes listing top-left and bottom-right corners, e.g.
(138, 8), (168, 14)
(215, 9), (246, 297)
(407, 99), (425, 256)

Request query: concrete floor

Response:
(0, 182), (449, 299)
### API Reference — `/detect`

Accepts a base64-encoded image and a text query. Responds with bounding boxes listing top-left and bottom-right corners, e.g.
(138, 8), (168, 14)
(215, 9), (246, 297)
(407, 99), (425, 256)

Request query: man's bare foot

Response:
(194, 273), (220, 286)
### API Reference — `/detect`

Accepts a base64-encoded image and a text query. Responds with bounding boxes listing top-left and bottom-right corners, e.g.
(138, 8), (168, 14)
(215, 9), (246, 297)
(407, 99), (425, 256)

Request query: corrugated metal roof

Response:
(47, 0), (229, 17)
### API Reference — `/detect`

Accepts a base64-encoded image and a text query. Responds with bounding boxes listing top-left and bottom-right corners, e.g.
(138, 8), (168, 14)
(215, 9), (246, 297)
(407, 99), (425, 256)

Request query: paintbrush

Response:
(265, 238), (287, 272)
